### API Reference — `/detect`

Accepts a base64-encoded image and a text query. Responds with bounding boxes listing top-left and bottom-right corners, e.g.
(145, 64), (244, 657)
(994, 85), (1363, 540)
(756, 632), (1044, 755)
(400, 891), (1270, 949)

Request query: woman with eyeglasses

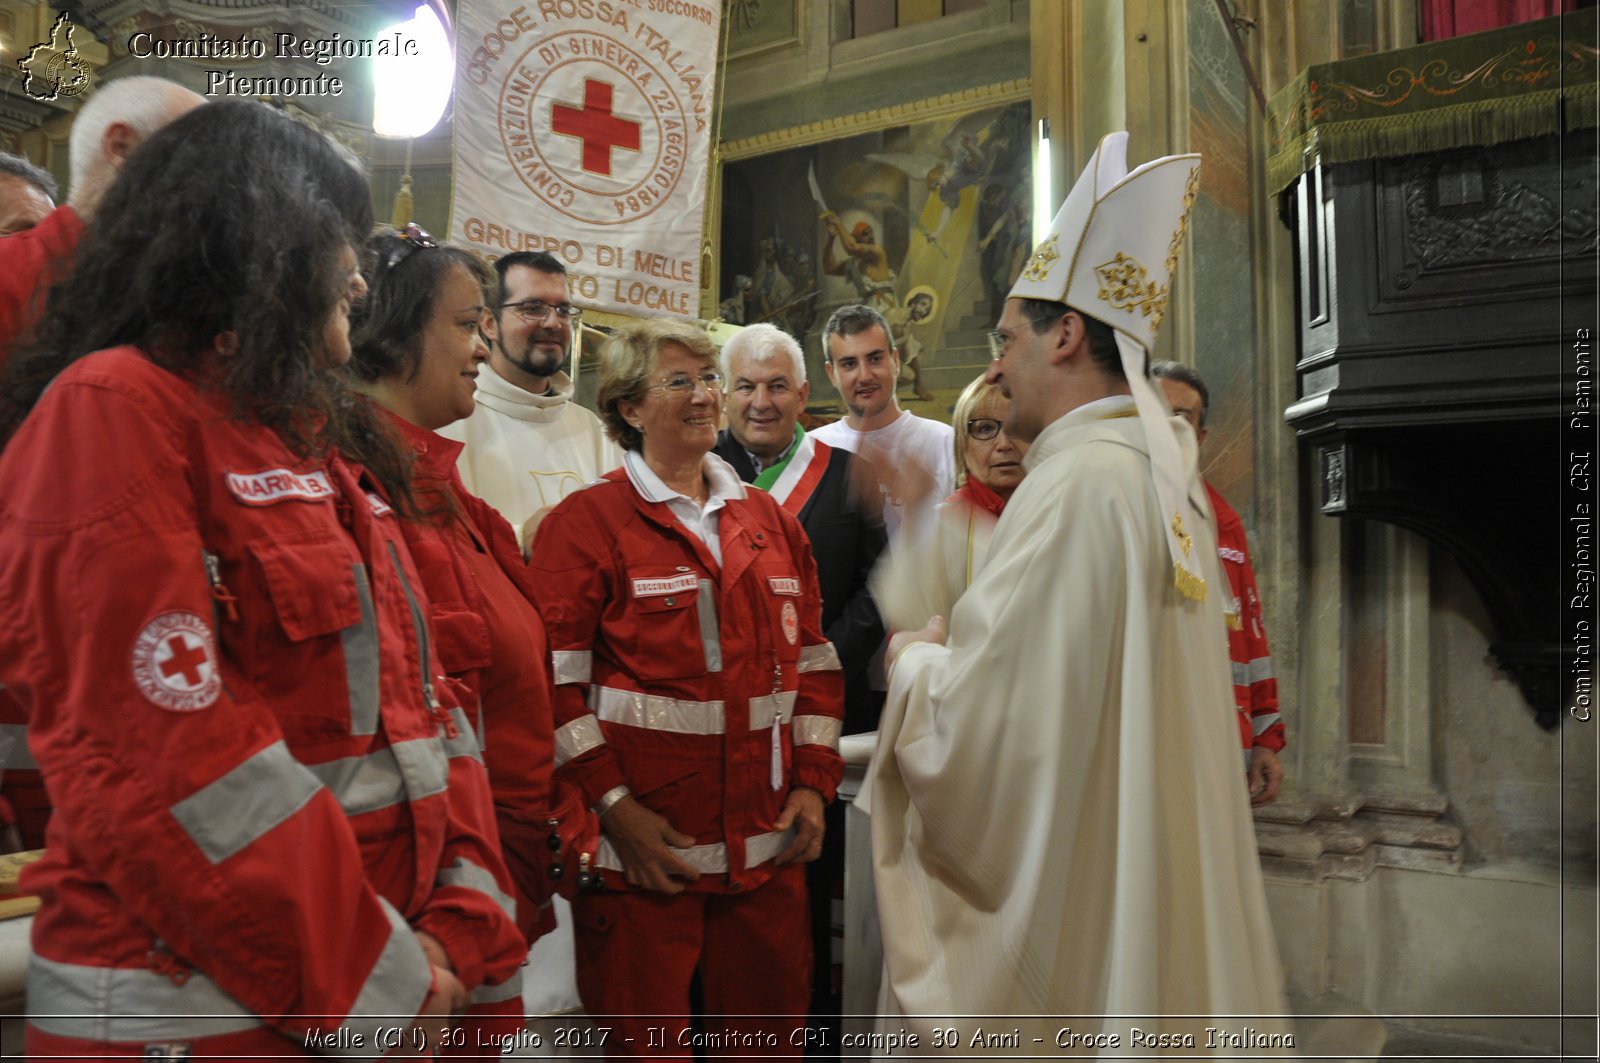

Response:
(873, 373), (1032, 632)
(526, 317), (844, 1055)
(0, 102), (524, 1057)
(346, 225), (600, 1034)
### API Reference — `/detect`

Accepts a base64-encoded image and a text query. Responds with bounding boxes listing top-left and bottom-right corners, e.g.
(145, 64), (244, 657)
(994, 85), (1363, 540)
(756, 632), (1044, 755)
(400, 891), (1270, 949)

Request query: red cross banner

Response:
(452, 0), (721, 317)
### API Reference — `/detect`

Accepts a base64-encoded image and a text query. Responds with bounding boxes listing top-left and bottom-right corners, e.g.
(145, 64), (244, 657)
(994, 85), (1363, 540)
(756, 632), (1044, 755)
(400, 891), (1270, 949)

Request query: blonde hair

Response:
(950, 373), (1007, 487)
(597, 318), (718, 451)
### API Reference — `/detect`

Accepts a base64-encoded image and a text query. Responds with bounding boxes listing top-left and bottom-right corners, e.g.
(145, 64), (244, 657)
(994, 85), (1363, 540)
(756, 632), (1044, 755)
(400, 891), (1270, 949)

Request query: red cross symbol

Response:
(551, 79), (641, 177)
(158, 633), (209, 688)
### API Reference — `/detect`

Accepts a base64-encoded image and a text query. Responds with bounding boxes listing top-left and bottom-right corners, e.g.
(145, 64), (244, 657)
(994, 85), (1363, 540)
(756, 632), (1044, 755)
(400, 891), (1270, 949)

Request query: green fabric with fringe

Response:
(1268, 8), (1598, 193)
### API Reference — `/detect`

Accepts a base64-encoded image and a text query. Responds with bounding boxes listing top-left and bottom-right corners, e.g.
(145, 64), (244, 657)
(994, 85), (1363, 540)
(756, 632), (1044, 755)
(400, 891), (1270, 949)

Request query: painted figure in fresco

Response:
(752, 235), (795, 324)
(884, 284), (938, 402)
(820, 212), (898, 312)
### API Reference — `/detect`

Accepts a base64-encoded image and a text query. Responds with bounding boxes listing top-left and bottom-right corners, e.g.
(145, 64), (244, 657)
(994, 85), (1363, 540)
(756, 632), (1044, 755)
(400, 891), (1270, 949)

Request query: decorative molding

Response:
(1255, 789), (1462, 883)
(718, 78), (1030, 161)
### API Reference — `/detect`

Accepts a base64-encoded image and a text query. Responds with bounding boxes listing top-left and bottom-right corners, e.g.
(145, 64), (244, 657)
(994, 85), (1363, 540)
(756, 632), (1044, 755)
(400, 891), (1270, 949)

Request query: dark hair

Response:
(821, 303), (893, 362)
(348, 232), (490, 385)
(0, 101), (414, 503)
(494, 250), (566, 303)
(0, 152), (57, 200)
(1019, 298), (1126, 380)
(1149, 360), (1209, 427)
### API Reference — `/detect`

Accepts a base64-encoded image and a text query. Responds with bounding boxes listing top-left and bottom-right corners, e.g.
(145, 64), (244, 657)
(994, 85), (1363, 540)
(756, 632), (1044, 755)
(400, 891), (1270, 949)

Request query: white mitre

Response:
(1009, 131), (1207, 601)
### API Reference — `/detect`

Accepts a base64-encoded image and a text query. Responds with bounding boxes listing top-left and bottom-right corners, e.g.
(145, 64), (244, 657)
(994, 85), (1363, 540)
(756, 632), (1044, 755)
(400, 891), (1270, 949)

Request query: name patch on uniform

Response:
(365, 492), (394, 517)
(131, 612), (221, 713)
(632, 574), (700, 598)
(768, 578), (801, 596)
(1217, 546), (1246, 564)
(225, 468), (334, 506)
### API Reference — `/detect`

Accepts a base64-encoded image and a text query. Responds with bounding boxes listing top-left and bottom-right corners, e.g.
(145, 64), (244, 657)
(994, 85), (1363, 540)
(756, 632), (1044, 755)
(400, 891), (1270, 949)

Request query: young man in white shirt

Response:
(810, 303), (953, 542)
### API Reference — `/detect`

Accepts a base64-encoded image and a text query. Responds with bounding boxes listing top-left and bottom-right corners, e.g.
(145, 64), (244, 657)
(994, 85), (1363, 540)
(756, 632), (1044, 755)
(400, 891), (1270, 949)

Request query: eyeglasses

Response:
(986, 314), (1061, 361)
(384, 222), (437, 272)
(499, 299), (583, 323)
(647, 371), (723, 396)
(966, 418), (1002, 441)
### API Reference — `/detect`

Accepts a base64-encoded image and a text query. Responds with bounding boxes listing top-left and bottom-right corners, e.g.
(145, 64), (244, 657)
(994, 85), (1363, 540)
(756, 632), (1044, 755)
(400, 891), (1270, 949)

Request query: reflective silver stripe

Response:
(798, 642), (842, 673)
(342, 563), (380, 736)
(555, 715), (605, 767)
(306, 736), (449, 817)
(595, 828), (794, 874)
(793, 715), (842, 750)
(698, 579), (723, 673)
(0, 723), (35, 770)
(552, 650), (593, 685)
(27, 954), (263, 1041)
(442, 706), (483, 763)
(747, 690), (796, 731)
(743, 828), (794, 868)
(392, 735), (451, 804)
(1248, 656), (1276, 684)
(592, 784), (630, 815)
(339, 898), (432, 1049)
(472, 971), (524, 1004)
(1252, 711), (1284, 737)
(438, 856), (517, 922)
(171, 740), (322, 864)
(591, 685), (725, 735)
(386, 540), (436, 708)
(1231, 661), (1250, 687)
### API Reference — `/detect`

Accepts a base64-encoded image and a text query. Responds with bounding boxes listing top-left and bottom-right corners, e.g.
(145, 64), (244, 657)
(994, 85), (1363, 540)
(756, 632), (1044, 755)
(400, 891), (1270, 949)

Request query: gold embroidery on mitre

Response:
(1154, 168), (1202, 334)
(1171, 511), (1193, 557)
(1095, 252), (1168, 320)
(1021, 234), (1060, 282)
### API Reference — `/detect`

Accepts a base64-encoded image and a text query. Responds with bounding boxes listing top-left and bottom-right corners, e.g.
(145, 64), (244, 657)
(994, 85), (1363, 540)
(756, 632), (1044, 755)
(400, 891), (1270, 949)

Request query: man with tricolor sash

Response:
(713, 322), (886, 1020)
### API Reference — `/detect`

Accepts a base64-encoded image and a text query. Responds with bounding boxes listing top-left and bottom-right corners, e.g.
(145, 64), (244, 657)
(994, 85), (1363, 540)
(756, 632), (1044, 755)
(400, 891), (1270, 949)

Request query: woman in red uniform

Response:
(0, 101), (523, 1058)
(528, 318), (844, 1056)
(346, 228), (599, 1027)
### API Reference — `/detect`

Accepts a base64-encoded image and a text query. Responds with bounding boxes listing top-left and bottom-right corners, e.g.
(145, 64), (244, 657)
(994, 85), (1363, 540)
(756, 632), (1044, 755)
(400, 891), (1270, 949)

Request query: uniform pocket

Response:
(249, 533), (364, 641)
(620, 567), (706, 680)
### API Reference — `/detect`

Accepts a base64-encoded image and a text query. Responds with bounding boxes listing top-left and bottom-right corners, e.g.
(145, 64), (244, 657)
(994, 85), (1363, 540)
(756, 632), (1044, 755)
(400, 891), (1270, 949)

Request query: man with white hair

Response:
(711, 322), (886, 1019)
(865, 133), (1289, 1039)
(0, 75), (203, 359)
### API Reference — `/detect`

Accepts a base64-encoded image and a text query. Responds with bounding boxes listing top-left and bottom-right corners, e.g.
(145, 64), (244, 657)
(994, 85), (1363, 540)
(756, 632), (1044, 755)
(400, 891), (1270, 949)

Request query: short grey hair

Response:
(720, 322), (806, 385)
(69, 76), (200, 192)
(1149, 360), (1210, 428)
(0, 153), (57, 200)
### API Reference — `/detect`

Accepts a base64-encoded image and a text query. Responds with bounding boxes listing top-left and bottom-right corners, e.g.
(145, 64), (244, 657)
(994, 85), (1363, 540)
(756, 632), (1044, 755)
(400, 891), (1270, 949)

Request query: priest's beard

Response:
(505, 333), (567, 380)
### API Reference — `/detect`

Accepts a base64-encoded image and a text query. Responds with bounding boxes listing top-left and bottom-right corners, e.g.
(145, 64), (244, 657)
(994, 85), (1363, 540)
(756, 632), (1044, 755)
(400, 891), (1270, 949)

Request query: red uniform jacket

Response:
(529, 464), (845, 893)
(385, 413), (599, 942)
(1208, 482), (1286, 753)
(0, 349), (524, 1055)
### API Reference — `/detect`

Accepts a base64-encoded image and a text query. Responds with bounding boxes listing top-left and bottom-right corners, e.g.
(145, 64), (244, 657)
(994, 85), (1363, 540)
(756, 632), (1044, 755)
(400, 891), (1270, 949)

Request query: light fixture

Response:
(1033, 117), (1053, 248)
(372, 4), (454, 139)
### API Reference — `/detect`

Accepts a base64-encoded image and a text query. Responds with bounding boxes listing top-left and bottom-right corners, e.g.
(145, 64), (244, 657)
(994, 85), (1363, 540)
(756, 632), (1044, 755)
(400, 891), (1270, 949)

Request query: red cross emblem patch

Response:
(132, 612), (221, 712)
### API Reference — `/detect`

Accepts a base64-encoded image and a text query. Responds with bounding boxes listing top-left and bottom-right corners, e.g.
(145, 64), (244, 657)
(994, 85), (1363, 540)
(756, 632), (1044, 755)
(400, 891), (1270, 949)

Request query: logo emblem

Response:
(1021, 234), (1060, 282)
(21, 13), (92, 101)
(132, 612), (221, 712)
(781, 601), (799, 645)
(497, 32), (689, 225)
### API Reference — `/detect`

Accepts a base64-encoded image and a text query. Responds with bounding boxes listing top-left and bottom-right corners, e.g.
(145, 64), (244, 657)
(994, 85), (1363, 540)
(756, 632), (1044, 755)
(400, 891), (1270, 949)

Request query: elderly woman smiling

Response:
(528, 318), (844, 1055)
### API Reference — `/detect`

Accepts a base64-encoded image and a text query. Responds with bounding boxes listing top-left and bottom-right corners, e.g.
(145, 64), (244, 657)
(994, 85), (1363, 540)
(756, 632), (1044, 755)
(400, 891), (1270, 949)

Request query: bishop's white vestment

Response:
(863, 397), (1289, 1052)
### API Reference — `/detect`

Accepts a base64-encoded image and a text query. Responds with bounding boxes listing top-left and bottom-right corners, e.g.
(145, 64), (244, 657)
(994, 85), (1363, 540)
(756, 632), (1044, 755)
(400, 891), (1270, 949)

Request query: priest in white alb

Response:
(860, 133), (1293, 1054)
